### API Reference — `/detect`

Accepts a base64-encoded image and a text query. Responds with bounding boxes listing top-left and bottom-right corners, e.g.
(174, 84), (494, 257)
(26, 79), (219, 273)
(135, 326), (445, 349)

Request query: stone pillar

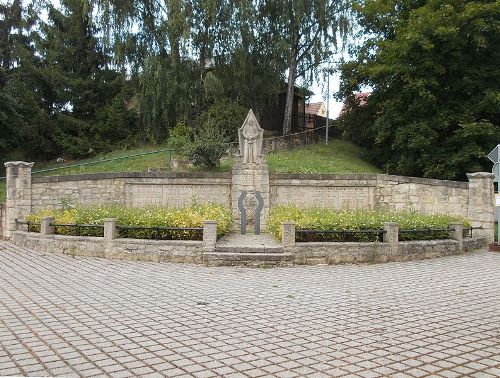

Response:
(449, 222), (463, 252)
(467, 172), (494, 243)
(231, 165), (270, 232)
(383, 222), (399, 253)
(40, 217), (55, 236)
(282, 222), (296, 250)
(203, 220), (217, 252)
(103, 218), (118, 242)
(4, 161), (34, 238)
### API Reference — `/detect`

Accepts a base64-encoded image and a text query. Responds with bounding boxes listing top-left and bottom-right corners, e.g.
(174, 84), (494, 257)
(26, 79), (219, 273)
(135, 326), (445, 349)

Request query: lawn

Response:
(0, 139), (379, 202)
(267, 139), (380, 174)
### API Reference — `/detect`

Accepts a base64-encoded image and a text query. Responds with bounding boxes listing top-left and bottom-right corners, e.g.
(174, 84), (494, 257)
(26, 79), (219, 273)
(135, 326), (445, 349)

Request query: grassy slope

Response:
(0, 140), (379, 202)
(267, 139), (380, 174)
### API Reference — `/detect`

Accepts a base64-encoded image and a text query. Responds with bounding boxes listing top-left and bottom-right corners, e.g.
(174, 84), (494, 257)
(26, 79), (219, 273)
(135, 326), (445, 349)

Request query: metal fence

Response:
(15, 219), (202, 241)
(117, 225), (203, 241)
(295, 226), (483, 243)
(296, 229), (385, 242)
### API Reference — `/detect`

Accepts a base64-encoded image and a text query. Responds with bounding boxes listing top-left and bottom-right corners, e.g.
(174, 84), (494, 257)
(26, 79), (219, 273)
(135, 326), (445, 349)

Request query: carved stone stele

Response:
(237, 109), (264, 166)
(232, 110), (270, 232)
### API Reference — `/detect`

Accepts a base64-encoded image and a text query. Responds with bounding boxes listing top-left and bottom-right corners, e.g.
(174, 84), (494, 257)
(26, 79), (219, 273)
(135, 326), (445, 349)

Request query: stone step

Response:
(203, 252), (294, 267)
(215, 245), (283, 254)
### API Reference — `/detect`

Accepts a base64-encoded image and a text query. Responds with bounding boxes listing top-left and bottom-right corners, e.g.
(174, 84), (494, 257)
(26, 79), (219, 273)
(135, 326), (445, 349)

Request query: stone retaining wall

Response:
(271, 174), (469, 216)
(281, 221), (488, 265)
(3, 161), (495, 242)
(11, 228), (487, 265)
(31, 172), (232, 210)
(12, 232), (203, 263)
(0, 203), (5, 239)
(228, 128), (321, 156)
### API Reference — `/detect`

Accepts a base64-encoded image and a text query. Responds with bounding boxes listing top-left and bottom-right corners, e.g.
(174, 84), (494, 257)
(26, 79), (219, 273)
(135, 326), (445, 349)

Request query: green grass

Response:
(267, 140), (380, 174)
(0, 181), (5, 203)
(0, 139), (379, 202)
(32, 145), (176, 177)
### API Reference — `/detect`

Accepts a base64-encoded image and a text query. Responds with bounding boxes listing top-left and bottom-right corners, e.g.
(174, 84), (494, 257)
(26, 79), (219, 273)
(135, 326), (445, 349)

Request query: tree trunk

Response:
(282, 46), (298, 136)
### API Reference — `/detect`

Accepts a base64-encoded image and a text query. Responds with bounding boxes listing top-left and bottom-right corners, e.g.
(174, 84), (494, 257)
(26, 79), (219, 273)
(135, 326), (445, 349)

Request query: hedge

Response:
(268, 205), (470, 242)
(26, 203), (232, 240)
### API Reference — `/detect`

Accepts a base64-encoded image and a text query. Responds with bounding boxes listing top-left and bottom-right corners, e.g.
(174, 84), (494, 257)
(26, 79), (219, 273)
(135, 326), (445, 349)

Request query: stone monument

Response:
(231, 110), (270, 234)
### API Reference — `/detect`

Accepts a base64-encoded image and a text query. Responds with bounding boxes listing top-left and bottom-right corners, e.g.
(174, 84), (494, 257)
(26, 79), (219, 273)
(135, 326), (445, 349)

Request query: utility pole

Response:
(325, 61), (330, 145)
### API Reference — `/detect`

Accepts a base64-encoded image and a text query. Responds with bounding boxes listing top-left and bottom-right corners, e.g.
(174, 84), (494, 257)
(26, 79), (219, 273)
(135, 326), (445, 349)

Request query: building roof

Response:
(305, 102), (325, 115)
(339, 92), (371, 115)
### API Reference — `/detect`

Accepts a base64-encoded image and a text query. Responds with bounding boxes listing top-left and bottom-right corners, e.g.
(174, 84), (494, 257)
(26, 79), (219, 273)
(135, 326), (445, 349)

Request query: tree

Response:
(37, 0), (138, 156)
(259, 0), (349, 135)
(339, 0), (500, 179)
(0, 1), (55, 161)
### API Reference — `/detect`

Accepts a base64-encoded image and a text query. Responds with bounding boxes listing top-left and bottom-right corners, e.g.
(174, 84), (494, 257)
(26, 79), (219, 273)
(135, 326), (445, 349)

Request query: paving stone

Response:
(0, 242), (499, 378)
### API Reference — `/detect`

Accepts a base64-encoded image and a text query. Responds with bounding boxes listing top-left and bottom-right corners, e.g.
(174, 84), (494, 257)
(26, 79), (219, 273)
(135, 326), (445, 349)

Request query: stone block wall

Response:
(11, 232), (203, 263)
(270, 174), (377, 210)
(228, 129), (320, 156)
(376, 175), (469, 216)
(0, 203), (5, 239)
(31, 172), (232, 212)
(3, 162), (494, 242)
(269, 173), (471, 216)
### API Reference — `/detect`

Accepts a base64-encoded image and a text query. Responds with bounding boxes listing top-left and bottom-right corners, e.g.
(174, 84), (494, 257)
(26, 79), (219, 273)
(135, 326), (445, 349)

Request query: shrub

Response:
(167, 121), (192, 153)
(26, 203), (232, 240)
(185, 124), (229, 168)
(268, 205), (470, 242)
(198, 100), (248, 142)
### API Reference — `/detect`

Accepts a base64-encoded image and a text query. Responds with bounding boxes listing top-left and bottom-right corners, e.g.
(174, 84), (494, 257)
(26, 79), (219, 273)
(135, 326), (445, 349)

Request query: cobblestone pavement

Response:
(0, 241), (499, 378)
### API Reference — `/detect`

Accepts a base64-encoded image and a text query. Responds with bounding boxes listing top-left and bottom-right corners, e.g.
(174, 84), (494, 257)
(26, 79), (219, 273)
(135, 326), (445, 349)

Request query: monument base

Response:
(231, 162), (270, 234)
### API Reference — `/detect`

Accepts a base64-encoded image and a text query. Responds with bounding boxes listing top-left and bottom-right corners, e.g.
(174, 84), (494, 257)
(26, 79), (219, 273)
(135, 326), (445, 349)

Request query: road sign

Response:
(488, 145), (500, 163)
(488, 145), (500, 182)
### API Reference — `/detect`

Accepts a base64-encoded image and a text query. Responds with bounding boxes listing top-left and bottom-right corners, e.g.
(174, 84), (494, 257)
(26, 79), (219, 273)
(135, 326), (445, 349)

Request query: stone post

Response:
(40, 217), (55, 236)
(449, 222), (463, 252)
(203, 220), (217, 252)
(467, 172), (494, 243)
(4, 161), (34, 238)
(383, 222), (399, 254)
(103, 218), (118, 242)
(281, 222), (296, 249)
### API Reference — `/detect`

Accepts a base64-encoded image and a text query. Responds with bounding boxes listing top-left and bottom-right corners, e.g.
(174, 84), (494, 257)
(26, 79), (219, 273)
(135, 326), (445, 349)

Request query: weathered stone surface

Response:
(232, 110), (270, 232)
(11, 229), (488, 266)
(11, 231), (203, 263)
(4, 161), (34, 238)
(467, 172), (495, 242)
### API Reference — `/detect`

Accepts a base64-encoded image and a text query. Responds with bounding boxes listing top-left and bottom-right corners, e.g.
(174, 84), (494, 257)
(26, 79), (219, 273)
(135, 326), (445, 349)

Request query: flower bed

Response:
(268, 205), (470, 242)
(26, 203), (232, 240)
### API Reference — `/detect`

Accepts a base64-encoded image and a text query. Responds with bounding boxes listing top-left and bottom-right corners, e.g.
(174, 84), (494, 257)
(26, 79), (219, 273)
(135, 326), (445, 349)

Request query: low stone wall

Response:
(0, 203), (5, 239)
(11, 229), (487, 265)
(11, 218), (488, 266)
(286, 238), (486, 265)
(12, 232), (203, 263)
(281, 221), (488, 265)
(228, 128), (321, 156)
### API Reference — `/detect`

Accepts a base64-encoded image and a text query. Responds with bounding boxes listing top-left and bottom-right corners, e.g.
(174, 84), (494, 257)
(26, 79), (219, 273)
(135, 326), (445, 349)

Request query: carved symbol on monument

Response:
(237, 109), (264, 165)
(254, 191), (264, 235)
(238, 190), (264, 235)
(238, 190), (247, 235)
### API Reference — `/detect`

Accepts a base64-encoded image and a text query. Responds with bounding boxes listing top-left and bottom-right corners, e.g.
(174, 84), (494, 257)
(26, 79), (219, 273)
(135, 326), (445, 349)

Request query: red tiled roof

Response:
(339, 92), (371, 115)
(305, 102), (324, 115)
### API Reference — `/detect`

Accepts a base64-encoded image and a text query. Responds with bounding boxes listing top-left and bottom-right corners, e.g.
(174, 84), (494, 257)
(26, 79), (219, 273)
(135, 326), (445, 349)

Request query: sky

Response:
(309, 71), (344, 119)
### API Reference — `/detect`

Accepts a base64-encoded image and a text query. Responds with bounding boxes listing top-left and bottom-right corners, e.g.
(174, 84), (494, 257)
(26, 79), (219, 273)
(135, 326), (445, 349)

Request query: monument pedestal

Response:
(231, 162), (270, 233)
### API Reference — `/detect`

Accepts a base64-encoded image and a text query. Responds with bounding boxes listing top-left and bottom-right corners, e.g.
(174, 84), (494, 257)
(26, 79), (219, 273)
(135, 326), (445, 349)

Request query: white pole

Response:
(325, 61), (330, 145)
